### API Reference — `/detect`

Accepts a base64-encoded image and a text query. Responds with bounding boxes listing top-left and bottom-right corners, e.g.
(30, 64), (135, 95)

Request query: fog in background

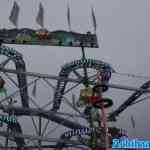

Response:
(0, 0), (150, 147)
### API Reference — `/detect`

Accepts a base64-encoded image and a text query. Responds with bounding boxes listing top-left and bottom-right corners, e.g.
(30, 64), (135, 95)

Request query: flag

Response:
(9, 1), (20, 27)
(67, 3), (71, 31)
(131, 116), (135, 128)
(91, 6), (97, 33)
(32, 80), (37, 97)
(36, 2), (44, 28)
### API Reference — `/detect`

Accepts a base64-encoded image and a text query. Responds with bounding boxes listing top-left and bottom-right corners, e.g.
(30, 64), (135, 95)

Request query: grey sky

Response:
(0, 0), (150, 148)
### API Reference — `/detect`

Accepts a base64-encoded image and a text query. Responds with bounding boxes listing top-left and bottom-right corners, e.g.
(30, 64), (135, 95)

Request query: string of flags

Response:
(9, 1), (97, 33)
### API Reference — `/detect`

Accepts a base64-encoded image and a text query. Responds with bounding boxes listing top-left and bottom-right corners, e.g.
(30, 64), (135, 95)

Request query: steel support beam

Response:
(1, 67), (150, 93)
(109, 80), (150, 119)
(0, 104), (86, 129)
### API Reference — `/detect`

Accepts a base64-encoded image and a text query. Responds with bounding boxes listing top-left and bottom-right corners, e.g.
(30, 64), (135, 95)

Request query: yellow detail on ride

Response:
(77, 86), (93, 107)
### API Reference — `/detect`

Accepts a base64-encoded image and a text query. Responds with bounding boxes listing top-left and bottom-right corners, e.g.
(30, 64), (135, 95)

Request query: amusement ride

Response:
(0, 1), (149, 150)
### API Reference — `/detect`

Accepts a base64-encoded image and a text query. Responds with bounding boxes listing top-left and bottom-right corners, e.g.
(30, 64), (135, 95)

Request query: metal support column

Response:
(81, 45), (89, 87)
(38, 117), (42, 150)
(96, 72), (109, 150)
(5, 98), (12, 150)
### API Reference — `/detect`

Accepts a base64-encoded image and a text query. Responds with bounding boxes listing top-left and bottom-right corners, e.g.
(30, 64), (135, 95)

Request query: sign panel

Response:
(0, 28), (99, 48)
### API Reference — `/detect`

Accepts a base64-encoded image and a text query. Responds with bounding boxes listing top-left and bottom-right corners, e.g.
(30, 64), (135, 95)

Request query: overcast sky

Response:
(0, 0), (150, 148)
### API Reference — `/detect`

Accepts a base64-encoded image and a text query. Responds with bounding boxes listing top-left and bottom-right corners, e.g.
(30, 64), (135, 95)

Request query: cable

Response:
(114, 71), (150, 80)
(130, 95), (150, 106)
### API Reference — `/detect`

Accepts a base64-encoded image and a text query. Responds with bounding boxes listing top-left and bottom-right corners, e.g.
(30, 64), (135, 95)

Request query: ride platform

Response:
(0, 28), (99, 48)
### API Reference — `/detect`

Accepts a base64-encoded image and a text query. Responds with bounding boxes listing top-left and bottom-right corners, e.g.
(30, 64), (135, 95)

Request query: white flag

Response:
(36, 2), (44, 28)
(91, 7), (97, 33)
(67, 3), (71, 31)
(131, 116), (135, 128)
(32, 80), (37, 97)
(9, 1), (20, 28)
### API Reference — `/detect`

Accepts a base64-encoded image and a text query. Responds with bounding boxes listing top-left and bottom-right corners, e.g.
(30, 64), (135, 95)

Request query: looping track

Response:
(53, 58), (114, 111)
(0, 46), (29, 108)
(0, 46), (28, 149)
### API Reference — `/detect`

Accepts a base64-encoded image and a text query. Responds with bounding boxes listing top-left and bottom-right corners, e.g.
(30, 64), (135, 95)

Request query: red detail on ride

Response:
(0, 79), (5, 89)
(88, 96), (101, 104)
(37, 31), (49, 40)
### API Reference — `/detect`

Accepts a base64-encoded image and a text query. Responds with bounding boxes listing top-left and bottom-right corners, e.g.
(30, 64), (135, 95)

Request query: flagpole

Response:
(133, 125), (137, 138)
(67, 2), (71, 32)
(131, 116), (136, 137)
(134, 128), (137, 138)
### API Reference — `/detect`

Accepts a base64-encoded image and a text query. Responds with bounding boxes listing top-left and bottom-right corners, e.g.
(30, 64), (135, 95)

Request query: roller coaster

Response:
(0, 1), (149, 150)
(0, 43), (149, 150)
